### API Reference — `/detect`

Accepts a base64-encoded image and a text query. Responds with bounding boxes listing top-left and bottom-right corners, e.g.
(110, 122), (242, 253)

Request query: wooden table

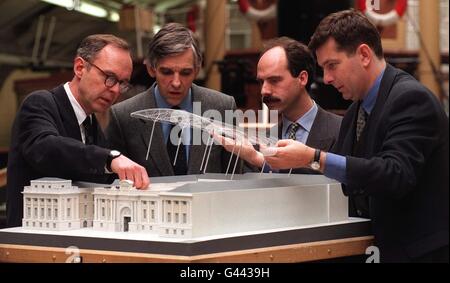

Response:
(0, 236), (374, 263)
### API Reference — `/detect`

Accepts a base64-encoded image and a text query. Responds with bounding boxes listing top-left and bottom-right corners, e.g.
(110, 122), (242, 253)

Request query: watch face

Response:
(311, 161), (320, 170)
(111, 150), (121, 157)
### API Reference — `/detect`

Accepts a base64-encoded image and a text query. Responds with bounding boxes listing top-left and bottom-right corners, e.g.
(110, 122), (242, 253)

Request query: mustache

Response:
(262, 96), (281, 104)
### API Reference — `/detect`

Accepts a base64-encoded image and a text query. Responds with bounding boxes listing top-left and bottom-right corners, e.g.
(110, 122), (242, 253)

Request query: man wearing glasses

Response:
(6, 34), (149, 228)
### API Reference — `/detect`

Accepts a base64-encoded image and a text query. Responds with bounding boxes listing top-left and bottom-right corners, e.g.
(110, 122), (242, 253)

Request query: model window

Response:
(183, 213), (187, 224)
(182, 201), (187, 206)
(143, 209), (147, 219)
(151, 210), (155, 220)
(142, 201), (147, 205)
(167, 200), (171, 205)
(67, 208), (71, 217)
(54, 209), (58, 218)
(151, 201), (155, 205)
(175, 201), (179, 205)
(167, 212), (171, 222)
(48, 208), (51, 218)
(84, 205), (87, 215)
(102, 207), (105, 217)
(27, 207), (31, 217)
(175, 213), (179, 223)
(34, 207), (37, 217)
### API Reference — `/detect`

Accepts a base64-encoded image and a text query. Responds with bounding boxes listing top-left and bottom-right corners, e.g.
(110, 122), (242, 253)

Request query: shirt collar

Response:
(282, 100), (318, 136)
(154, 85), (193, 113)
(361, 68), (385, 115)
(64, 82), (88, 126)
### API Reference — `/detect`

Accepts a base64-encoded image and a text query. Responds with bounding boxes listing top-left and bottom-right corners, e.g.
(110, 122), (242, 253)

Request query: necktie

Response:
(287, 122), (301, 140)
(82, 116), (95, 145)
(356, 105), (367, 142)
(166, 107), (188, 175)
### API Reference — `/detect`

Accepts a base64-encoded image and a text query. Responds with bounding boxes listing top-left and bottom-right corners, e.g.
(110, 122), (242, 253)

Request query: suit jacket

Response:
(106, 84), (240, 177)
(333, 64), (449, 261)
(7, 85), (112, 227)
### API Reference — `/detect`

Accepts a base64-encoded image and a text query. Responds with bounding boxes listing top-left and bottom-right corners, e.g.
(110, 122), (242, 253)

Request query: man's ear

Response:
(73, 57), (85, 78)
(146, 64), (156, 78)
(298, 70), (309, 88)
(357, 44), (372, 67)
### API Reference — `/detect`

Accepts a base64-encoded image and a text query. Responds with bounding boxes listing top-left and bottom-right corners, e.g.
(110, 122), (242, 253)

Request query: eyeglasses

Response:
(84, 59), (132, 94)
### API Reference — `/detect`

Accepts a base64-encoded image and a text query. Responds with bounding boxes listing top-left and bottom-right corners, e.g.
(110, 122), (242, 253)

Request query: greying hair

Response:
(146, 23), (202, 69)
(76, 34), (130, 62)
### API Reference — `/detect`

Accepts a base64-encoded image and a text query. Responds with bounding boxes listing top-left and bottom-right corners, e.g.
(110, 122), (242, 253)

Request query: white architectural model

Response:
(22, 174), (349, 239)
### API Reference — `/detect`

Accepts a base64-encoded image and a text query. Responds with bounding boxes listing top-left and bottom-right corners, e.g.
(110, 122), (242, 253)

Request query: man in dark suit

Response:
(7, 34), (149, 227)
(106, 23), (239, 176)
(216, 37), (341, 172)
(265, 10), (448, 262)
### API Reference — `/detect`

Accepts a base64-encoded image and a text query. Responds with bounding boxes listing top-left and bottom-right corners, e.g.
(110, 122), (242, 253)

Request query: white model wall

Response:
(189, 184), (348, 238)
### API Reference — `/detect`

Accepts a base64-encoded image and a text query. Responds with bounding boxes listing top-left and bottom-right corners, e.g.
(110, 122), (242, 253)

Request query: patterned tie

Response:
(356, 105), (367, 142)
(82, 116), (95, 145)
(287, 122), (301, 140)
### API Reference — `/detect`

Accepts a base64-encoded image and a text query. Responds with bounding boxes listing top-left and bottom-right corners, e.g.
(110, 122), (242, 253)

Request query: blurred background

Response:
(0, 0), (449, 227)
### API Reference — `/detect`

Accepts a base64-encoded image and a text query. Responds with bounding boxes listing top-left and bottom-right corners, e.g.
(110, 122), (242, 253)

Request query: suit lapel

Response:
(51, 85), (83, 141)
(138, 86), (174, 176)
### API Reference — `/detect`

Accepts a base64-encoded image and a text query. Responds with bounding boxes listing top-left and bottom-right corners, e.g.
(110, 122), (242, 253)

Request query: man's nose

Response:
(323, 71), (334, 85)
(260, 81), (271, 96)
(171, 73), (181, 88)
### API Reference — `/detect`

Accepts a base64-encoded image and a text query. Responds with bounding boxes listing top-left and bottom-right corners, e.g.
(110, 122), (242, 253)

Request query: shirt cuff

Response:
(324, 153), (347, 184)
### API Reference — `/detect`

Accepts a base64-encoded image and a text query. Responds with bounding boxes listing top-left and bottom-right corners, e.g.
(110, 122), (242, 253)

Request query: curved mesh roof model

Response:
(131, 108), (282, 178)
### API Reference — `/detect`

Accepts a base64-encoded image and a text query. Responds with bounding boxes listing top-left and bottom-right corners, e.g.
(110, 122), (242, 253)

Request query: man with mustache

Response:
(218, 37), (342, 174)
(7, 34), (149, 227)
(106, 23), (239, 177)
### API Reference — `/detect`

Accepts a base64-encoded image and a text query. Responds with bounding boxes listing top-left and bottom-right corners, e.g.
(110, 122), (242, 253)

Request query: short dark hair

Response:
(308, 9), (384, 59)
(76, 34), (130, 62)
(262, 37), (316, 92)
(146, 23), (202, 69)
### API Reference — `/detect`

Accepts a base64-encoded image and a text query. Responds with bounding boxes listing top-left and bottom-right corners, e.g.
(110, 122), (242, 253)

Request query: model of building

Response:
(22, 174), (349, 239)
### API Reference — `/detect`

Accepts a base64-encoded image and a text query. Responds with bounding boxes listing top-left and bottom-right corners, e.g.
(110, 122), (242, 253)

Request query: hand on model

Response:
(110, 155), (150, 189)
(264, 139), (315, 170)
(212, 132), (265, 168)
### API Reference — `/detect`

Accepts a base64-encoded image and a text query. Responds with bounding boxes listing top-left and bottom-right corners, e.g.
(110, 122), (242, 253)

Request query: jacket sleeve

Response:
(18, 93), (110, 180)
(105, 106), (129, 157)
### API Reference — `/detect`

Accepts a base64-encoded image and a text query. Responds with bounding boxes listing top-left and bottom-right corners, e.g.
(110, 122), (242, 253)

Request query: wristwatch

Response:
(106, 150), (121, 172)
(310, 149), (321, 170)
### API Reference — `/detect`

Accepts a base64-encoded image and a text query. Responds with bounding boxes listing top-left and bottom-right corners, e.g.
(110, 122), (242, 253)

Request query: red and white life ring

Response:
(238, 0), (277, 22)
(358, 0), (407, 27)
